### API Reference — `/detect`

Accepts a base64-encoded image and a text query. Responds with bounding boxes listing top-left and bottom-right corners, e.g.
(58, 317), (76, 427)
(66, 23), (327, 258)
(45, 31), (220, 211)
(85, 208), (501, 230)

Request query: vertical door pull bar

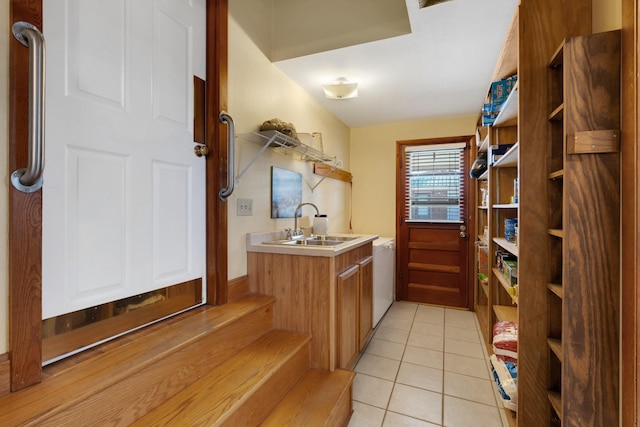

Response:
(219, 111), (235, 201)
(11, 21), (46, 193)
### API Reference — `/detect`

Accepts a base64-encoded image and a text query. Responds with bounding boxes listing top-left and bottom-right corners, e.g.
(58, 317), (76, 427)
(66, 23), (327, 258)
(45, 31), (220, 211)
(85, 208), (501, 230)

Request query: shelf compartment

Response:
(493, 142), (519, 168)
(493, 237), (518, 257)
(493, 203), (518, 209)
(493, 268), (517, 302)
(493, 305), (517, 323)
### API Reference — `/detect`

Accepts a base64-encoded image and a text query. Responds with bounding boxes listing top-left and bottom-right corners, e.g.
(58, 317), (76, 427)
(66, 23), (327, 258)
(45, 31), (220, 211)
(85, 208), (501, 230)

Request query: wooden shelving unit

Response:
(546, 31), (621, 426)
(472, 12), (519, 423)
(473, 3), (623, 426)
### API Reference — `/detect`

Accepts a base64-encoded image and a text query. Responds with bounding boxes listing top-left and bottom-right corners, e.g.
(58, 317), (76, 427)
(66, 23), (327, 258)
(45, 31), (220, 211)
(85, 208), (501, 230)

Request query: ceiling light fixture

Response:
(322, 78), (358, 100)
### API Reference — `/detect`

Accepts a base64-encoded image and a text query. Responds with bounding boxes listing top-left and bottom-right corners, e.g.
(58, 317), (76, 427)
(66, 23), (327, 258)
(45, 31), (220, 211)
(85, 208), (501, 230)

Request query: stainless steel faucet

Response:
(291, 202), (319, 238)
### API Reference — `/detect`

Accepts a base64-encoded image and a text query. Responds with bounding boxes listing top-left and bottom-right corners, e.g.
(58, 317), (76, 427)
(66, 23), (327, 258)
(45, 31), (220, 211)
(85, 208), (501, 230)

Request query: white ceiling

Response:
(271, 0), (520, 128)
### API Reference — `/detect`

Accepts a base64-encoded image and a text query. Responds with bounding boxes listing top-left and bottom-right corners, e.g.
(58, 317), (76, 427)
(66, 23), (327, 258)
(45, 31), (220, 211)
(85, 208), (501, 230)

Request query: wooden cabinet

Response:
(535, 31), (620, 427)
(247, 242), (373, 371)
(358, 256), (373, 350)
(472, 4), (623, 426)
(337, 255), (375, 369)
(337, 265), (359, 369)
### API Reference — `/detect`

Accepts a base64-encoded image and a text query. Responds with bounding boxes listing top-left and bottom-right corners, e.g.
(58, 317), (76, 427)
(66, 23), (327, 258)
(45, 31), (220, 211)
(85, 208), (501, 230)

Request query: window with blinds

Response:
(404, 143), (466, 222)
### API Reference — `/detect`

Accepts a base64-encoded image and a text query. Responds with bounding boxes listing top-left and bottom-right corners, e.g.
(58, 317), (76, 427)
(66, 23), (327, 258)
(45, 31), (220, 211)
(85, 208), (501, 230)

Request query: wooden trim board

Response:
(313, 163), (352, 183)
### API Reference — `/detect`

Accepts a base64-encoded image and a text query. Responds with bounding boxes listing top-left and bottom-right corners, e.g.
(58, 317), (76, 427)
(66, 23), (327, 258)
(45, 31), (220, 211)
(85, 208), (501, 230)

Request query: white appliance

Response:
(373, 237), (395, 326)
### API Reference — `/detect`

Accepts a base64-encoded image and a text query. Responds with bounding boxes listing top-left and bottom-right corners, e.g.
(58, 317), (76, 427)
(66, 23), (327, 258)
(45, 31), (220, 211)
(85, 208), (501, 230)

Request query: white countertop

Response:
(246, 231), (379, 257)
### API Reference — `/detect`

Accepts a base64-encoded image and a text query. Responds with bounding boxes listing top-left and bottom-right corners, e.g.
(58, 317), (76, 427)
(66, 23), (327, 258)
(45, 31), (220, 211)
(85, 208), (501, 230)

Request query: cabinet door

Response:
(337, 264), (359, 369)
(358, 256), (374, 350)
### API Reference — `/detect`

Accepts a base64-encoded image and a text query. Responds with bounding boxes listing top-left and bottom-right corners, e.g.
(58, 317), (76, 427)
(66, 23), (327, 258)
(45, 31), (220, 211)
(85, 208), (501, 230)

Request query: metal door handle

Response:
(218, 111), (234, 201)
(11, 21), (46, 193)
(460, 231), (467, 238)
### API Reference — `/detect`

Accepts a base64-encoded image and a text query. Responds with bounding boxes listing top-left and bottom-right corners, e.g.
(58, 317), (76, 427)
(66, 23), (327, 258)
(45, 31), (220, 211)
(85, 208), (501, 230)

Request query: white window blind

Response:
(404, 143), (465, 222)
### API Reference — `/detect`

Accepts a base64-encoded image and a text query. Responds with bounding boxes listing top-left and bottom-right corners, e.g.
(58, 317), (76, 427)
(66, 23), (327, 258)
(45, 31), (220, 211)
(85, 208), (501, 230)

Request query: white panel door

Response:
(42, 0), (207, 319)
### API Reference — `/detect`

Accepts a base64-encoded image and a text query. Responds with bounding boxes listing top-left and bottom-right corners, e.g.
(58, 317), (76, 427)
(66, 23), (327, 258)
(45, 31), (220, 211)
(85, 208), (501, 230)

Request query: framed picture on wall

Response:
(271, 166), (302, 218)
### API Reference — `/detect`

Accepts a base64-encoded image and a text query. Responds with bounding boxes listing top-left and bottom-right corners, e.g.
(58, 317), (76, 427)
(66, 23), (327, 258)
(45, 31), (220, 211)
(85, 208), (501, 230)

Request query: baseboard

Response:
(0, 353), (9, 396)
(228, 276), (250, 302)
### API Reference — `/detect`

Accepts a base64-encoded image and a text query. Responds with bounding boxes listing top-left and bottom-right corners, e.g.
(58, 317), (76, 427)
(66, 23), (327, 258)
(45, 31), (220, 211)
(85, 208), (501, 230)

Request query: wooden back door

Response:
(396, 136), (472, 308)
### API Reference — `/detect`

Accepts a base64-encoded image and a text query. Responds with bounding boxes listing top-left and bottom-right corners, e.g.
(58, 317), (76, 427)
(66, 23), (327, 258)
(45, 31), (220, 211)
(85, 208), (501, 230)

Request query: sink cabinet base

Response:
(248, 243), (373, 371)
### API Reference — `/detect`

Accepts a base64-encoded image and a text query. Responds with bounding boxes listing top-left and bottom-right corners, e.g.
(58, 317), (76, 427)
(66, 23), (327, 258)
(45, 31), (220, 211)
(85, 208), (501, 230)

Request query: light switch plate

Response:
(237, 198), (253, 216)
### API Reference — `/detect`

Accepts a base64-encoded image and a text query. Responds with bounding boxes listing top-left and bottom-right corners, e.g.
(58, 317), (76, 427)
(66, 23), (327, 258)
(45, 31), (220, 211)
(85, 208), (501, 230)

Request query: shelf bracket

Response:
(235, 134), (276, 182)
(309, 164), (334, 192)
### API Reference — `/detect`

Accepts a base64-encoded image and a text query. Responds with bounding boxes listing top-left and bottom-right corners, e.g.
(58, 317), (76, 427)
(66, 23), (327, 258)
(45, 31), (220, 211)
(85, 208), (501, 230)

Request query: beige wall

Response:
(226, 14), (351, 279)
(0, 0), (625, 357)
(349, 116), (477, 238)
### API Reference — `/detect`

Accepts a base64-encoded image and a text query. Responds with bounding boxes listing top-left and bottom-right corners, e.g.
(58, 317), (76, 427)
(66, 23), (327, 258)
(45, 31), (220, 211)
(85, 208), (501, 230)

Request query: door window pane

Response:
(404, 145), (465, 222)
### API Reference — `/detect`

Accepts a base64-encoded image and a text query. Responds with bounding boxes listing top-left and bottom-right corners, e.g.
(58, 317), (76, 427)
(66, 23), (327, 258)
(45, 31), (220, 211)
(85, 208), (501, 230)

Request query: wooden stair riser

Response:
(220, 343), (310, 426)
(132, 330), (311, 426)
(38, 304), (275, 426)
(261, 369), (355, 427)
(0, 295), (275, 427)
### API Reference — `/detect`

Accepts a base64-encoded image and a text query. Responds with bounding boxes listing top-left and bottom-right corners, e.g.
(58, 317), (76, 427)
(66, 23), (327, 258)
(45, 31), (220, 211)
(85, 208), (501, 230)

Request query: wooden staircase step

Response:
(132, 329), (311, 426)
(0, 294), (276, 426)
(261, 368), (355, 427)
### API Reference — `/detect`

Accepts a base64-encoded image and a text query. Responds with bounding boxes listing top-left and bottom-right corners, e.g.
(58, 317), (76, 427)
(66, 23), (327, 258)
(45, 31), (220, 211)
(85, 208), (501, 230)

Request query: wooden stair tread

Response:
(261, 368), (355, 426)
(133, 329), (311, 426)
(0, 294), (276, 426)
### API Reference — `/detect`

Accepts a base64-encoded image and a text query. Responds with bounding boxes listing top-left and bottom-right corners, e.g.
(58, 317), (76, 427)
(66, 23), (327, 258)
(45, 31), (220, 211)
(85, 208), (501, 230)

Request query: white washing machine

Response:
(373, 237), (395, 327)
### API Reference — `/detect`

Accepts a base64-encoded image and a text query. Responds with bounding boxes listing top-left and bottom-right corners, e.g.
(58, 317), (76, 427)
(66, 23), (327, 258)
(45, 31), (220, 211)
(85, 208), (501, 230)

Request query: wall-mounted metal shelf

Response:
(236, 130), (340, 185)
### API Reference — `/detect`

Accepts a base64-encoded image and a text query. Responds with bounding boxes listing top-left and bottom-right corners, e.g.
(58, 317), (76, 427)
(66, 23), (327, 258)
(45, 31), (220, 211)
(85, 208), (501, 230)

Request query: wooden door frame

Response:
(8, 0), (228, 391)
(621, 0), (639, 423)
(395, 135), (475, 309)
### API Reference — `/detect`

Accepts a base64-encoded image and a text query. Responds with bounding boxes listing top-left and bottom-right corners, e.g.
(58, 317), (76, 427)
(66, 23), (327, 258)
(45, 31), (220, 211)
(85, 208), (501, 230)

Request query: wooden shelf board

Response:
(549, 103), (564, 121)
(547, 283), (563, 299)
(548, 229), (565, 238)
(493, 305), (517, 323)
(493, 238), (519, 257)
(478, 169), (489, 180)
(493, 142), (519, 168)
(493, 268), (516, 300)
(548, 169), (564, 180)
(548, 391), (563, 421)
(493, 203), (519, 209)
(548, 338), (562, 360)
(478, 205), (489, 210)
(493, 82), (519, 127)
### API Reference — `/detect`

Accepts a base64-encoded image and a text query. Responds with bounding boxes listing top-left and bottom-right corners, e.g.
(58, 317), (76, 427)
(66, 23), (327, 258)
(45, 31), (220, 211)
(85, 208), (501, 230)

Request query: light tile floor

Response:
(348, 301), (510, 427)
